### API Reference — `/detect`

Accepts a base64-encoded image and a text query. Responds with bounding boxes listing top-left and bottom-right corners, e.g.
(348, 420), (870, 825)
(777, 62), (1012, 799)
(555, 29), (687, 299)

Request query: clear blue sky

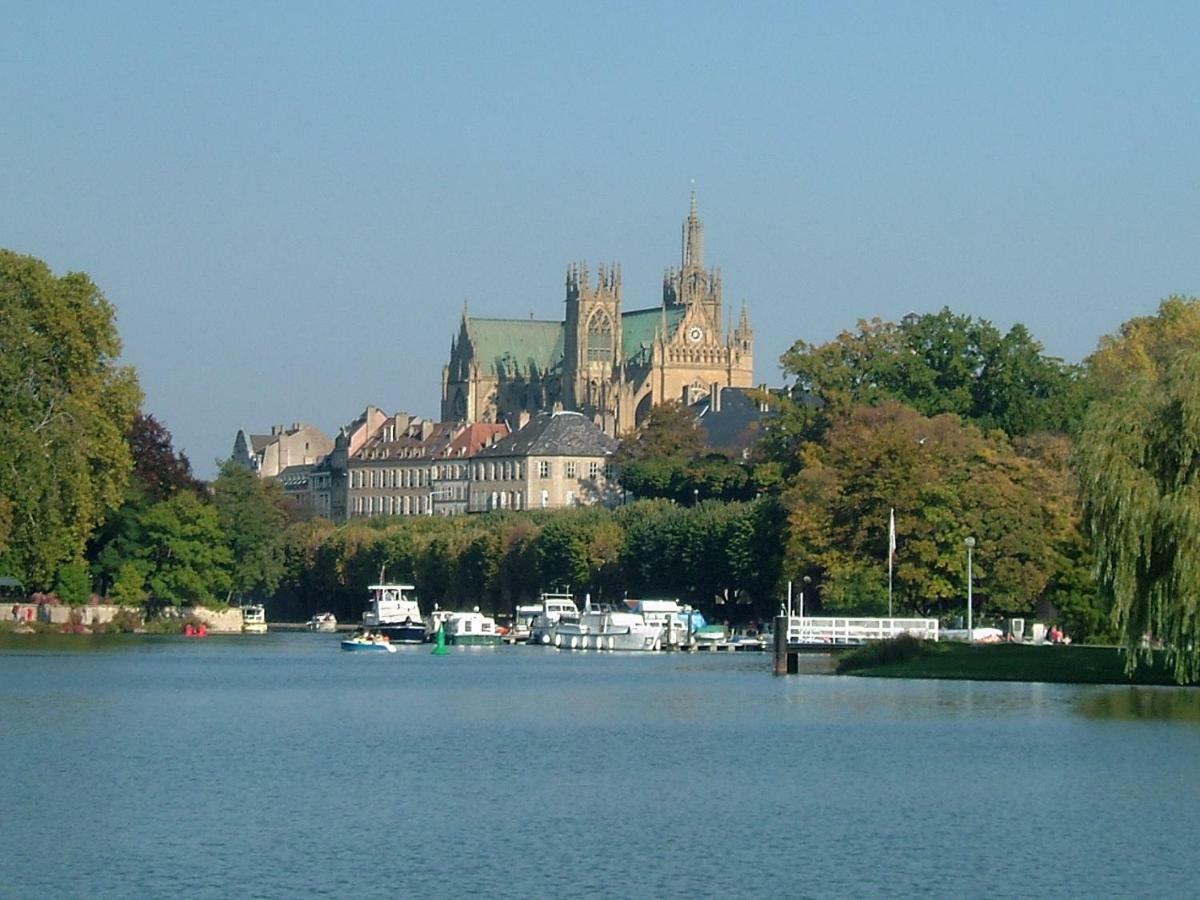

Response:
(4, 2), (1198, 477)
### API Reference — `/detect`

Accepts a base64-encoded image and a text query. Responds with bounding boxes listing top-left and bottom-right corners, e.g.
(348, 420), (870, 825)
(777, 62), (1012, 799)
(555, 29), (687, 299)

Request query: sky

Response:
(3, 1), (1198, 477)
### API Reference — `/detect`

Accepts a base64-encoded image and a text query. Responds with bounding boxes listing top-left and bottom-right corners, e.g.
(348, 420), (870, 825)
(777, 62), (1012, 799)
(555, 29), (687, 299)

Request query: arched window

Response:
(586, 311), (613, 363)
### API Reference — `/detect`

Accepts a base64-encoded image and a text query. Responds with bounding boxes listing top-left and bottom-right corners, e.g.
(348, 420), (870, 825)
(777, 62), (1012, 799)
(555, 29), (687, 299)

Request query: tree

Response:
(778, 309), (1085, 442)
(0, 250), (142, 587)
(135, 492), (232, 606)
(128, 413), (204, 500)
(55, 561), (91, 605)
(1077, 297), (1200, 683)
(785, 403), (1078, 618)
(212, 460), (289, 600)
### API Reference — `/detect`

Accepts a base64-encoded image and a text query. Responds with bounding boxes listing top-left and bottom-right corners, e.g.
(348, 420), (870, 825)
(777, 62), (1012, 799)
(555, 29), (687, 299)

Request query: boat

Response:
(510, 603), (544, 643)
(241, 604), (267, 633)
(443, 609), (502, 646)
(340, 633), (398, 653)
(626, 599), (707, 647)
(552, 603), (661, 652)
(305, 612), (338, 632)
(692, 624), (727, 647)
(528, 593), (579, 646)
(361, 584), (427, 644)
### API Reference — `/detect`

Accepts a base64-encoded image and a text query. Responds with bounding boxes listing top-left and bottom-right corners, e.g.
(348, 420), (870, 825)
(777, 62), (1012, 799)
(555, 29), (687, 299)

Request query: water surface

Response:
(2, 634), (1196, 898)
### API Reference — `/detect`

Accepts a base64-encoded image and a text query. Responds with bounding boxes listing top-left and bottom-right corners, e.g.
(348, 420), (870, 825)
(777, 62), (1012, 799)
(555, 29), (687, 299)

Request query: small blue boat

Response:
(340, 636), (397, 653)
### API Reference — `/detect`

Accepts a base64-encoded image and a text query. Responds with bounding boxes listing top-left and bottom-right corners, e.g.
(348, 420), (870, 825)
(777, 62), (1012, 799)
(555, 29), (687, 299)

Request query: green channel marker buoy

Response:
(432, 622), (448, 655)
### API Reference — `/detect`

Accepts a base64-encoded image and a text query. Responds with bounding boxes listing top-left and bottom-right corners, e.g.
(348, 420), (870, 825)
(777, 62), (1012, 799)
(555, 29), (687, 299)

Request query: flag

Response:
(888, 508), (896, 560)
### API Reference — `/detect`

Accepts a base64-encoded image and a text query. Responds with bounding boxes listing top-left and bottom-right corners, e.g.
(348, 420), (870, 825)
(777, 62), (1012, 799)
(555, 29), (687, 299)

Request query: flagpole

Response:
(888, 508), (895, 618)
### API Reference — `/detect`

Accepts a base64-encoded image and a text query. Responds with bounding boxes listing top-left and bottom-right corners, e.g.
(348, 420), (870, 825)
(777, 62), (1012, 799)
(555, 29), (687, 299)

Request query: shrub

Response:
(837, 634), (933, 673)
(55, 563), (91, 606)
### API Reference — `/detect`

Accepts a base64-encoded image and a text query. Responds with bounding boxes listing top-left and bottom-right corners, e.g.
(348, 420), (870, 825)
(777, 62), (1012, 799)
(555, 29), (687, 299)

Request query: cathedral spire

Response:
(682, 186), (703, 270)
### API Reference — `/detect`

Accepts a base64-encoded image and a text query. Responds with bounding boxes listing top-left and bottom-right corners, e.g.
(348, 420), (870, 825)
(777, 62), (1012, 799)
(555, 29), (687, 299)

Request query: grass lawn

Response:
(837, 641), (1196, 687)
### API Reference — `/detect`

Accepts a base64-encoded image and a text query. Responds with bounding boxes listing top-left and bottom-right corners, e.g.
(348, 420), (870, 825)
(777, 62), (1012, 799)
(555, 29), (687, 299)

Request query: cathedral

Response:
(440, 195), (754, 435)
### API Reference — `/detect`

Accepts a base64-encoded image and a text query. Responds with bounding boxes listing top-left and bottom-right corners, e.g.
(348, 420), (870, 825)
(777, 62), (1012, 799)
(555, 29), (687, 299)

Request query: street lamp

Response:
(964, 536), (975, 642)
(693, 488), (700, 506)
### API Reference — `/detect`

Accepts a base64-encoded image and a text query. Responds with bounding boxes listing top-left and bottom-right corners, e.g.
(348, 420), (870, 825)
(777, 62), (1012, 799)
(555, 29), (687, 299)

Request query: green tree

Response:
(55, 561), (91, 605)
(109, 561), (148, 607)
(0, 250), (142, 586)
(135, 492), (232, 607)
(1077, 297), (1200, 683)
(785, 403), (1078, 619)
(212, 460), (289, 600)
(778, 310), (1084, 442)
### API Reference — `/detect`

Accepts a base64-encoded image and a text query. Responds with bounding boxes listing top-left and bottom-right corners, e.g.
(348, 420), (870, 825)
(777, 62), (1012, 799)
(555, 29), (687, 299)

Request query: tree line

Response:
(3, 248), (1198, 681)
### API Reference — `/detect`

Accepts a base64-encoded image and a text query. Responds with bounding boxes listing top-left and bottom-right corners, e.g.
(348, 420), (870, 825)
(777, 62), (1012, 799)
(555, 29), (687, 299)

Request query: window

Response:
(539, 460), (551, 478)
(604, 463), (615, 480)
(540, 490), (549, 509)
(565, 490), (575, 506)
(565, 461), (577, 478)
(586, 310), (614, 362)
(589, 461), (600, 479)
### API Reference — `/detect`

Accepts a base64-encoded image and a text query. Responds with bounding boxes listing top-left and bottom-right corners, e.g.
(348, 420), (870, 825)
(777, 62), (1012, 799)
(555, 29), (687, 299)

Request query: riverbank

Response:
(836, 639), (1197, 686)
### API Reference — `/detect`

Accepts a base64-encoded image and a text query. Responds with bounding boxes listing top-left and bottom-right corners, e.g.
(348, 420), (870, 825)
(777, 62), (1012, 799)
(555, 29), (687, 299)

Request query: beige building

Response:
(232, 422), (333, 478)
(468, 411), (619, 512)
(441, 195), (753, 435)
(347, 414), (509, 519)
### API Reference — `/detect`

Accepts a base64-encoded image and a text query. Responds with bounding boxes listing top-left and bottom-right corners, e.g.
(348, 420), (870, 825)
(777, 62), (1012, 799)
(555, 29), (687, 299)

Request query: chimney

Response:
(710, 383), (721, 413)
(518, 411), (531, 431)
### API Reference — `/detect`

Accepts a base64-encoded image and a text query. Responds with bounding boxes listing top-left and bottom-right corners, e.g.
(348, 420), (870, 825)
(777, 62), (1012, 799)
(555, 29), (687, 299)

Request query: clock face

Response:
(687, 326), (704, 344)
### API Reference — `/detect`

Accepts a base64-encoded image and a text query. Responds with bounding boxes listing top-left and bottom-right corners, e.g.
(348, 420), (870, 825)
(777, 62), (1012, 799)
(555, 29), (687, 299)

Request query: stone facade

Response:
(232, 422), (333, 478)
(346, 414), (509, 520)
(441, 195), (754, 436)
(468, 411), (619, 512)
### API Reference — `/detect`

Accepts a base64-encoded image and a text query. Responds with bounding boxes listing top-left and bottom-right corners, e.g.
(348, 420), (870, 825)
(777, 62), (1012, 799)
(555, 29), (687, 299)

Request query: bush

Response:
(837, 634), (934, 673)
(55, 563), (91, 605)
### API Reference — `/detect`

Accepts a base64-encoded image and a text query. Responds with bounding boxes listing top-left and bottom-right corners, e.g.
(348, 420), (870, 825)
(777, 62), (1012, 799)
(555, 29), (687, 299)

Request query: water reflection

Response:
(1079, 687), (1200, 722)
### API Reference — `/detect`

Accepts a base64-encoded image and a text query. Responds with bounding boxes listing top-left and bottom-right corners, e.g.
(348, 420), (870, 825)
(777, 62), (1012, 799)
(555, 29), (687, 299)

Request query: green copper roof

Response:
(467, 318), (564, 377)
(465, 306), (682, 374)
(622, 306), (684, 365)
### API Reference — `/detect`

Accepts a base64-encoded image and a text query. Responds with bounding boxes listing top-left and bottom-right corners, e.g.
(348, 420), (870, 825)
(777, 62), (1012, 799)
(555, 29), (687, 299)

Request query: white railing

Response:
(786, 616), (939, 646)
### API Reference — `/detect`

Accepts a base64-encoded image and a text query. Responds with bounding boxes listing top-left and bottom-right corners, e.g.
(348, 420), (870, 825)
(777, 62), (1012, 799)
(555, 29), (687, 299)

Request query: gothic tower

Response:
(662, 191), (723, 337)
(563, 262), (623, 426)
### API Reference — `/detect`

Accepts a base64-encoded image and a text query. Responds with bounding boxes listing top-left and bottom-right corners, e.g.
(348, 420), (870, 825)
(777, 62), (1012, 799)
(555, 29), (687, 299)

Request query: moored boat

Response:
(305, 612), (338, 632)
(241, 604), (268, 634)
(552, 605), (661, 652)
(528, 593), (579, 646)
(443, 609), (502, 646)
(361, 584), (427, 644)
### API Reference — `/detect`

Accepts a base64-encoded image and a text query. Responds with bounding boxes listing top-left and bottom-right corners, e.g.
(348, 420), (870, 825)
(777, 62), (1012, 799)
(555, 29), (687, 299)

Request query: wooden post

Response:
(774, 613), (789, 675)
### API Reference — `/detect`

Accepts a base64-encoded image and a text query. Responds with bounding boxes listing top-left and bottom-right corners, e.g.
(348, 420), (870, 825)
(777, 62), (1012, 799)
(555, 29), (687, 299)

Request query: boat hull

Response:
(340, 640), (396, 653)
(378, 623), (427, 644)
(553, 627), (660, 652)
(445, 633), (502, 646)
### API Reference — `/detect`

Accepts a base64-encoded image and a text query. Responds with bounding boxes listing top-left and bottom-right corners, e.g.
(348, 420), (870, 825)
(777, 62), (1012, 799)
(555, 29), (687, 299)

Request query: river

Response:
(1, 633), (1197, 898)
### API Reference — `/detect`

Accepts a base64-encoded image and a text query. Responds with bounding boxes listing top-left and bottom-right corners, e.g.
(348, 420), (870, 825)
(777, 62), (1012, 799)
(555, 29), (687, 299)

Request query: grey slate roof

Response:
(475, 411), (618, 458)
(691, 388), (770, 455)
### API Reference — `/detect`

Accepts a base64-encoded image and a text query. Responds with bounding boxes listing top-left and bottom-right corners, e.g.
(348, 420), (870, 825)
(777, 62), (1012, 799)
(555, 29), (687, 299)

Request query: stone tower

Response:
(662, 191), (723, 337)
(563, 262), (623, 429)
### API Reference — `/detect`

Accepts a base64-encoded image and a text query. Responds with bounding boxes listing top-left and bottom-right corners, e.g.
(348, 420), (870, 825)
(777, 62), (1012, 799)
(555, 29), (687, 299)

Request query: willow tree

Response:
(1077, 297), (1200, 684)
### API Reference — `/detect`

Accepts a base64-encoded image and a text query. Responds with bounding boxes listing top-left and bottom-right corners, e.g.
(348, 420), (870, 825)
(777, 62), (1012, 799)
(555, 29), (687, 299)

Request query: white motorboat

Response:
(443, 609), (502, 646)
(241, 604), (267, 633)
(552, 605), (661, 652)
(362, 584), (427, 644)
(510, 603), (544, 642)
(627, 598), (707, 647)
(305, 612), (338, 632)
(528, 593), (579, 646)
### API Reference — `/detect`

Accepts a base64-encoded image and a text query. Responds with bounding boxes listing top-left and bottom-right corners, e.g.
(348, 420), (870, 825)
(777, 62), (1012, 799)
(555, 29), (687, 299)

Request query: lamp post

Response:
(693, 488), (699, 506)
(964, 536), (975, 642)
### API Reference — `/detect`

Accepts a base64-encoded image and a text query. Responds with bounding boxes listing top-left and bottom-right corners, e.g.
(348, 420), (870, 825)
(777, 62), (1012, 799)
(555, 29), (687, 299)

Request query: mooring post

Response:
(774, 612), (789, 675)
